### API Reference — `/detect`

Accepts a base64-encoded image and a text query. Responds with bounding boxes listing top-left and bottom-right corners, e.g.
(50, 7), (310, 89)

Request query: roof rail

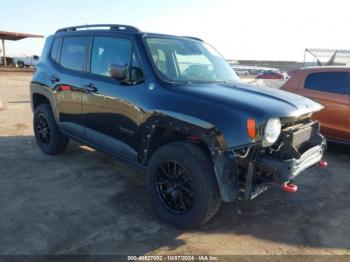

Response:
(56, 24), (141, 33)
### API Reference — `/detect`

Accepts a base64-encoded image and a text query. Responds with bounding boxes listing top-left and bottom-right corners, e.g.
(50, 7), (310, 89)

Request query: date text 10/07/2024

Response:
(128, 256), (220, 261)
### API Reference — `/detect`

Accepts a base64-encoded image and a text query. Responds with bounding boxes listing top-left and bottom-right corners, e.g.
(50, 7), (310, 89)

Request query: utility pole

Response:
(1, 39), (6, 66)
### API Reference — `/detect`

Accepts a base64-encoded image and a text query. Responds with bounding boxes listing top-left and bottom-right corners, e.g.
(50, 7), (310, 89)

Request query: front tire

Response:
(147, 142), (221, 229)
(33, 104), (69, 155)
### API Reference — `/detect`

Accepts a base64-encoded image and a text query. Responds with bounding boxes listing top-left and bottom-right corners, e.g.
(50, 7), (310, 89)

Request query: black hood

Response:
(178, 82), (323, 118)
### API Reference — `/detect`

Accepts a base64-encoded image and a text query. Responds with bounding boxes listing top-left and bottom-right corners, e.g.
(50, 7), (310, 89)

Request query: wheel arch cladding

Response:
(32, 93), (50, 110)
(31, 83), (59, 121)
(140, 114), (237, 202)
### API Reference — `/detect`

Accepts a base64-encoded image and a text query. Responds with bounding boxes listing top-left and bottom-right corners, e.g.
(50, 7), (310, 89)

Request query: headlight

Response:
(263, 118), (281, 146)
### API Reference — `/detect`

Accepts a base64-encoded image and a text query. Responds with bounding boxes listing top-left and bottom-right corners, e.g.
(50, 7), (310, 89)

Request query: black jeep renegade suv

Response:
(30, 24), (326, 229)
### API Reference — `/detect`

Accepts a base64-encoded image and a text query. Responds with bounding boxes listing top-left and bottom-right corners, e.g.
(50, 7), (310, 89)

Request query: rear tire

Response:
(33, 104), (69, 155)
(147, 142), (221, 229)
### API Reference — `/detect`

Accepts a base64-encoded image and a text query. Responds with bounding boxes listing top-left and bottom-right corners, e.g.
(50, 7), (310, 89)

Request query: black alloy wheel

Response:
(147, 142), (222, 229)
(33, 104), (69, 155)
(155, 160), (194, 214)
(35, 113), (51, 145)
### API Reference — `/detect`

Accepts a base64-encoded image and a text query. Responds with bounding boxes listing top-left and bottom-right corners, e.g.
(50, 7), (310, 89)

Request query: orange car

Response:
(281, 67), (350, 143)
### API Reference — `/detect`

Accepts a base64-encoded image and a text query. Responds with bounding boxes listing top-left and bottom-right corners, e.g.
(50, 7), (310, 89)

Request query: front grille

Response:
(292, 126), (313, 147)
(280, 113), (312, 128)
(270, 119), (320, 160)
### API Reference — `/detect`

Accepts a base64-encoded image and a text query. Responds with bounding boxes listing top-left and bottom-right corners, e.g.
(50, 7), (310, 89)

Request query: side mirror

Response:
(109, 63), (128, 81)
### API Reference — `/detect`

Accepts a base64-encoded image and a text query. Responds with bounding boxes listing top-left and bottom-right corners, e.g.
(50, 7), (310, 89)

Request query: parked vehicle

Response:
(30, 24), (327, 229)
(234, 69), (250, 75)
(256, 70), (287, 80)
(287, 69), (298, 77)
(0, 57), (14, 66)
(16, 55), (40, 68)
(281, 67), (350, 143)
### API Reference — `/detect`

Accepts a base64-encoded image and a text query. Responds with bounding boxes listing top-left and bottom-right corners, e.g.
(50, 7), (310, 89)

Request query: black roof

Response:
(54, 24), (203, 42)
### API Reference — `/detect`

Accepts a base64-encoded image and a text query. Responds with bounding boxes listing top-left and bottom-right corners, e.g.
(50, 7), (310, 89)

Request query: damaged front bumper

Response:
(259, 134), (327, 184)
(243, 120), (327, 200)
(214, 119), (327, 202)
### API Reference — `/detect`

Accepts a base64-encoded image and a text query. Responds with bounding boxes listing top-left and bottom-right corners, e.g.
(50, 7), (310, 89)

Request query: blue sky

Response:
(1, 0), (349, 60)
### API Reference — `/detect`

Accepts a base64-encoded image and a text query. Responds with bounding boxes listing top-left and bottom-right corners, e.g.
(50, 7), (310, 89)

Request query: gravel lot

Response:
(0, 72), (349, 256)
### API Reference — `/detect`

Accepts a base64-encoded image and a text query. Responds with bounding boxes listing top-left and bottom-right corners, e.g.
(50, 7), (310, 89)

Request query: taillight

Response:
(59, 85), (71, 91)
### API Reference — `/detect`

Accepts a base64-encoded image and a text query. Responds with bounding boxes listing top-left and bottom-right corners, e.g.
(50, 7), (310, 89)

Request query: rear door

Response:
(52, 36), (90, 137)
(298, 71), (350, 140)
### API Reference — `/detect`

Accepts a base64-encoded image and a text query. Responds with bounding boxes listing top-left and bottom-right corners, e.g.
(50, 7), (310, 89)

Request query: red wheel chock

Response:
(281, 182), (298, 193)
(319, 160), (328, 169)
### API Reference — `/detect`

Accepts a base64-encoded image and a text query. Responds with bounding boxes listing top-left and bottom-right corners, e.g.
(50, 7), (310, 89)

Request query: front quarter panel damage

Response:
(139, 112), (237, 202)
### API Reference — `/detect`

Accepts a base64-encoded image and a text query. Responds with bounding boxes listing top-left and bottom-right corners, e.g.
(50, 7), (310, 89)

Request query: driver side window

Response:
(90, 36), (143, 83)
(91, 37), (132, 76)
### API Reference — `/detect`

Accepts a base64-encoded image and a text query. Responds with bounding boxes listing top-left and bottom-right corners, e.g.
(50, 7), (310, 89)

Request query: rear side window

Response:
(91, 36), (132, 76)
(50, 38), (61, 63)
(60, 37), (89, 71)
(304, 72), (349, 94)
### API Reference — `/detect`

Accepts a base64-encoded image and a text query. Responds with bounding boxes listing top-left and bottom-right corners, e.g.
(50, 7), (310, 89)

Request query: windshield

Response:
(145, 37), (240, 83)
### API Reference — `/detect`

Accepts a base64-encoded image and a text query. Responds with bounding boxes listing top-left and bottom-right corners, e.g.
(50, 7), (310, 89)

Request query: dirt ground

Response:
(0, 72), (349, 256)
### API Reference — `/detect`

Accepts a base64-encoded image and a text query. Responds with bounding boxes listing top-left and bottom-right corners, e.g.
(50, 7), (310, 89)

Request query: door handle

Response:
(49, 75), (60, 83)
(83, 83), (98, 93)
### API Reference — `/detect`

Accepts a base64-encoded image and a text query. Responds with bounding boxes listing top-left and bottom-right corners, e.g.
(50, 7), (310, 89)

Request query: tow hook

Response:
(281, 181), (298, 193)
(319, 160), (328, 169)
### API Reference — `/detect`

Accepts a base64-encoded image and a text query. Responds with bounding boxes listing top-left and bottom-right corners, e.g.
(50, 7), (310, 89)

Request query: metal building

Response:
(0, 31), (44, 66)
